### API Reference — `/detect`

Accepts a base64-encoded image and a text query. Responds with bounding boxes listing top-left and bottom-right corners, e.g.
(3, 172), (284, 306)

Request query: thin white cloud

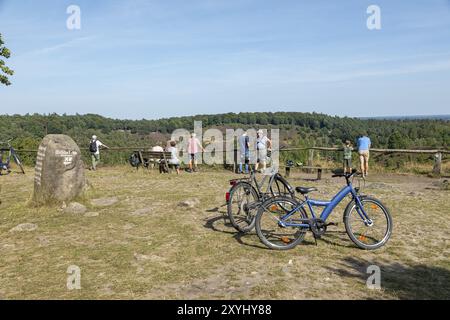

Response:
(203, 57), (450, 87)
(17, 36), (96, 57)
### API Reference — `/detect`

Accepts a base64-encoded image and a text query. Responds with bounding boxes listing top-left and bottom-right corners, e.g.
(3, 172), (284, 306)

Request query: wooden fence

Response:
(278, 147), (448, 177)
(16, 146), (448, 176)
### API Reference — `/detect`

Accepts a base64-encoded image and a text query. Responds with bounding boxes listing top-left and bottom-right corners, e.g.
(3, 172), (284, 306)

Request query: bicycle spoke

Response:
(347, 199), (391, 248)
(228, 183), (259, 233)
(256, 197), (307, 249)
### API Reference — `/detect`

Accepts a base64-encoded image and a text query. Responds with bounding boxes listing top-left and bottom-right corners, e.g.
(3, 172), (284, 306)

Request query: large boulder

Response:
(33, 134), (86, 204)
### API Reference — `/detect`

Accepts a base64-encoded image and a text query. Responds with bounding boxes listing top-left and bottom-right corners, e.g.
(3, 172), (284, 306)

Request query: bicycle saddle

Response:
(295, 187), (318, 194)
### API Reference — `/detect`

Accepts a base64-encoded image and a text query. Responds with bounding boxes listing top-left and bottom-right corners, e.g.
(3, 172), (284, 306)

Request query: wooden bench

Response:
(132, 150), (173, 173)
(285, 165), (327, 180)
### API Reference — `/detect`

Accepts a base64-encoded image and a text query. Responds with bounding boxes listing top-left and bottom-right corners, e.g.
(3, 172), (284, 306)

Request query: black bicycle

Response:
(226, 168), (295, 233)
(0, 138), (25, 175)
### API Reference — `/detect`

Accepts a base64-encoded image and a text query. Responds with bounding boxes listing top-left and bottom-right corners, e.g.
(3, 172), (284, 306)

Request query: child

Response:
(343, 140), (353, 174)
(167, 140), (181, 175)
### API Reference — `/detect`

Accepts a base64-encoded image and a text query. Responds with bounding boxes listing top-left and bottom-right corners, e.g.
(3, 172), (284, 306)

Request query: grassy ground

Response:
(0, 165), (449, 299)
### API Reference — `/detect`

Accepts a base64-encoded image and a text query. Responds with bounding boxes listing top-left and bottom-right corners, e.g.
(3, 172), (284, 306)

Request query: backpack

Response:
(89, 140), (98, 153)
(129, 153), (140, 167)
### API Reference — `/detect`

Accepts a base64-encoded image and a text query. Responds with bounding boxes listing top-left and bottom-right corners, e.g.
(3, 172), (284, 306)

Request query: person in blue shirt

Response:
(238, 131), (250, 174)
(356, 134), (371, 177)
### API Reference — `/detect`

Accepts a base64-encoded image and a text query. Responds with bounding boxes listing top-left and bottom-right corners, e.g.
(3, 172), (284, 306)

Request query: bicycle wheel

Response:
(12, 153), (25, 174)
(255, 196), (308, 250)
(269, 174), (294, 198)
(344, 196), (392, 250)
(0, 166), (11, 175)
(227, 182), (259, 233)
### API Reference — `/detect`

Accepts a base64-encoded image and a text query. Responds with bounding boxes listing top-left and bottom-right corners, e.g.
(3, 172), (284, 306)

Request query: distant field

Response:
(0, 166), (449, 299)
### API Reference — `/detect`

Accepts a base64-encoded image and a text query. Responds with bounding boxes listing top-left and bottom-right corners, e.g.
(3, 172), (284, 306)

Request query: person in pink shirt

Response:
(187, 133), (204, 172)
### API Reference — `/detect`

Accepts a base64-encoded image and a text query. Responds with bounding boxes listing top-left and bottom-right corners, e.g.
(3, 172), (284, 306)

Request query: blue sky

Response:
(1, 0), (450, 119)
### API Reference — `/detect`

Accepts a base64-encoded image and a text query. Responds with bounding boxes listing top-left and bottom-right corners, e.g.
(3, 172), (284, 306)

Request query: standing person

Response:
(187, 133), (204, 172)
(343, 140), (353, 174)
(167, 140), (181, 175)
(255, 129), (272, 172)
(357, 133), (371, 177)
(238, 131), (250, 174)
(89, 135), (109, 171)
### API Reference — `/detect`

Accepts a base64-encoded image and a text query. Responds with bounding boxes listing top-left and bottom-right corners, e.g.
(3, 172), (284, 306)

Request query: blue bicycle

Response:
(255, 169), (393, 250)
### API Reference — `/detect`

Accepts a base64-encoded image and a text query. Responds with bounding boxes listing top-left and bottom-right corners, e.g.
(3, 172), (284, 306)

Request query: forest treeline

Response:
(0, 112), (449, 168)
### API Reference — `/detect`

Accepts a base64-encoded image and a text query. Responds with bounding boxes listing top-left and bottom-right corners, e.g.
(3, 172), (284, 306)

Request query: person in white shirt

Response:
(255, 129), (272, 172)
(89, 135), (109, 171)
(166, 140), (180, 174)
(150, 144), (165, 168)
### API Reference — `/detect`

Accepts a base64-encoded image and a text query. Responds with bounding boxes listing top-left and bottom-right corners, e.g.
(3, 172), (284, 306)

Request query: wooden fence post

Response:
(285, 166), (291, 178)
(307, 149), (314, 173)
(433, 152), (442, 176)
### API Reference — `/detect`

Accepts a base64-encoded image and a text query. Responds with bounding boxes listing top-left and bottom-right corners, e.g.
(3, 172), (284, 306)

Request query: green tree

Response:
(0, 33), (14, 86)
(388, 130), (408, 149)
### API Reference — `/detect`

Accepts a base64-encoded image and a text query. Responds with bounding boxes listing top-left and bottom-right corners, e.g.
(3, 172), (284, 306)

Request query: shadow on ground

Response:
(203, 211), (276, 250)
(204, 211), (318, 250)
(327, 257), (450, 299)
(320, 230), (357, 248)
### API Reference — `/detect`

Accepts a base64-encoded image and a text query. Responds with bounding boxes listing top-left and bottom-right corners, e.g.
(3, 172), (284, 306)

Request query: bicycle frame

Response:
(230, 170), (284, 197)
(280, 182), (372, 228)
(0, 147), (12, 167)
(0, 138), (25, 175)
(251, 171), (273, 196)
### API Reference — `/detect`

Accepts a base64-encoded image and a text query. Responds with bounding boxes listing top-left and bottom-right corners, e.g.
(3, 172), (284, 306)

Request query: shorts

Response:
(169, 160), (180, 169)
(343, 158), (352, 168)
(91, 153), (100, 161)
(257, 148), (267, 163)
(359, 150), (370, 161)
(189, 153), (199, 161)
